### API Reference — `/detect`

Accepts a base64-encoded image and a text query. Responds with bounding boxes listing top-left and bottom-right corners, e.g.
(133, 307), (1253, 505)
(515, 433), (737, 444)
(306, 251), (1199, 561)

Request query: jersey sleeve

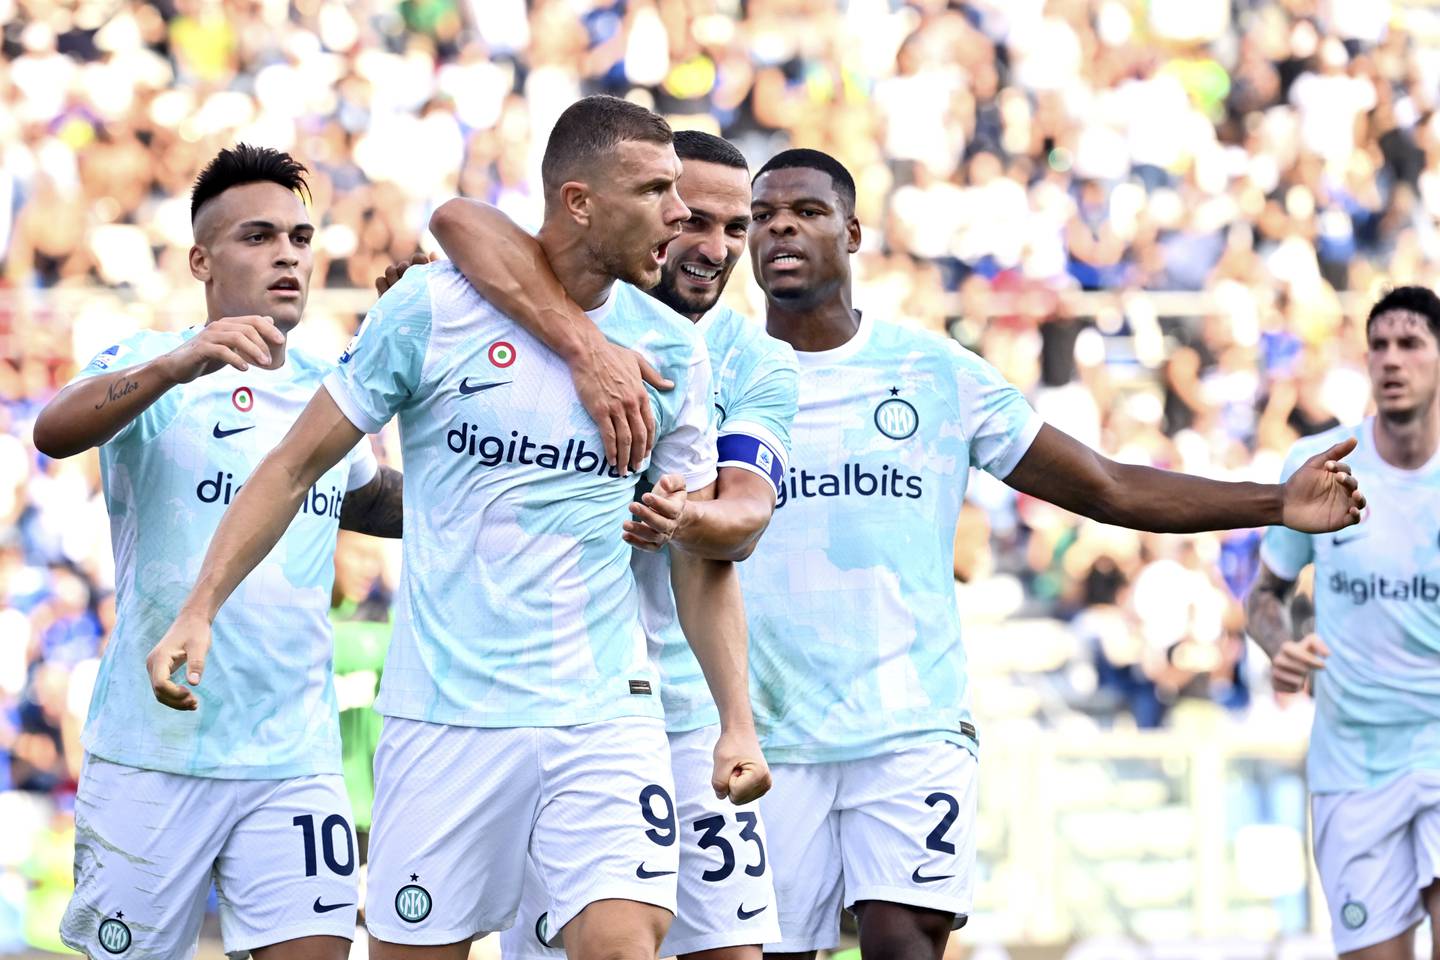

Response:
(716, 346), (799, 496)
(948, 341), (1043, 479)
(323, 266), (434, 434)
(70, 330), (188, 446)
(648, 341), (718, 491)
(344, 437), (380, 492)
(1259, 443), (1317, 580)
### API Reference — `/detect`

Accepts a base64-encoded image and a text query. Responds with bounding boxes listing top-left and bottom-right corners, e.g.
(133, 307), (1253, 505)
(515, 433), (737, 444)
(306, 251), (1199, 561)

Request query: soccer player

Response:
(1246, 286), (1440, 960)
(33, 144), (402, 960)
(733, 149), (1366, 960)
(418, 129), (798, 960)
(147, 96), (767, 960)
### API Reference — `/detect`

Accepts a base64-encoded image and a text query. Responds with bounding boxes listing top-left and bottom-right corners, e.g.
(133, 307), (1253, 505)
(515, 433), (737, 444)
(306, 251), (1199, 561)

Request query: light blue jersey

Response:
(77, 331), (378, 779)
(1261, 420), (1440, 793)
(324, 262), (716, 728)
(737, 314), (1041, 764)
(632, 305), (800, 733)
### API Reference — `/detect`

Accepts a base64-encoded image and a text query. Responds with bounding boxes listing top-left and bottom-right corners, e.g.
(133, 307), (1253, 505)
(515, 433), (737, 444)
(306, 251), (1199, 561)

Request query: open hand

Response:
(624, 474), (688, 551)
(1281, 437), (1366, 533)
(161, 316), (285, 383)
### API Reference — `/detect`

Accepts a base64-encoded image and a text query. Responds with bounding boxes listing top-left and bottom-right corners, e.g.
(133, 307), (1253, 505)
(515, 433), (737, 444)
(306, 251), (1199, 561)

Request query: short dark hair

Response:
(673, 130), (747, 171)
(541, 95), (674, 194)
(753, 148), (857, 214)
(190, 144), (310, 223)
(1367, 285), (1440, 339)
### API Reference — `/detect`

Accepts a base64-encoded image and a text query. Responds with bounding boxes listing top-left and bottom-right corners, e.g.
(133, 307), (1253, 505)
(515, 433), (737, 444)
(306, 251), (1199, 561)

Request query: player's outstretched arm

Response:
(338, 465), (403, 538)
(428, 198), (672, 475)
(1244, 564), (1330, 694)
(626, 467), (775, 561)
(668, 502), (772, 806)
(146, 386), (363, 710)
(33, 316), (284, 459)
(1004, 425), (1366, 534)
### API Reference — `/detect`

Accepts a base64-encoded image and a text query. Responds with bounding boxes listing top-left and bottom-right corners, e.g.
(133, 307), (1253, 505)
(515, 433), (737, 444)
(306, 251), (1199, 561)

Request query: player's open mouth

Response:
(652, 240), (672, 266)
(680, 263), (721, 284)
(766, 246), (805, 269)
(269, 277), (301, 298)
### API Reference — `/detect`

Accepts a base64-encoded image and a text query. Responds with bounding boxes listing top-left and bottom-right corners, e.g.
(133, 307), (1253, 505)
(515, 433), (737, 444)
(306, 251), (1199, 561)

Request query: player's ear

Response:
(846, 215), (861, 255)
(189, 244), (211, 283)
(559, 180), (593, 228)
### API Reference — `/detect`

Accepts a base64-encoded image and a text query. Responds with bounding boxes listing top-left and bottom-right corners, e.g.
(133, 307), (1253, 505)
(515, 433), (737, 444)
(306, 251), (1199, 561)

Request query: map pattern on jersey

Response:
(737, 314), (1041, 764)
(79, 330), (377, 778)
(324, 262), (717, 728)
(632, 305), (800, 733)
(1262, 420), (1440, 793)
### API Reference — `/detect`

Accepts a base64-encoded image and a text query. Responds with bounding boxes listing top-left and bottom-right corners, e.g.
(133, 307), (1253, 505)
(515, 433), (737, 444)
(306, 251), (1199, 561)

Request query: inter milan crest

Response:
(874, 388), (918, 440)
(396, 877), (432, 923)
(1341, 900), (1367, 930)
(98, 914), (132, 954)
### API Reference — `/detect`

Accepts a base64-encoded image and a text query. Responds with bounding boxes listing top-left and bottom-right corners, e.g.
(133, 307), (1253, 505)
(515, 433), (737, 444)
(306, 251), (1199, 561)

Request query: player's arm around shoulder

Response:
(146, 384), (367, 711)
(33, 317), (284, 458)
(426, 198), (672, 474)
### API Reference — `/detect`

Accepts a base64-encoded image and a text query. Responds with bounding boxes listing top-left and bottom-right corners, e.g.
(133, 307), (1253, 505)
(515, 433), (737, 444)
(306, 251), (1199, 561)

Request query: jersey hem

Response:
(374, 701), (666, 729)
(760, 728), (979, 765)
(661, 708), (721, 736)
(82, 745), (341, 781)
(1307, 761), (1440, 796)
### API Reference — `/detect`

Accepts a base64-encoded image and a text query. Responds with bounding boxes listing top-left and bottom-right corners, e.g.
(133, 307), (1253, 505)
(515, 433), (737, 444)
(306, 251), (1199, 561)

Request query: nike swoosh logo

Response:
(312, 898), (354, 914)
(459, 378), (511, 395)
(635, 864), (677, 880)
(213, 424), (255, 439)
(737, 903), (769, 920)
(1332, 533), (1365, 547)
(911, 867), (954, 884)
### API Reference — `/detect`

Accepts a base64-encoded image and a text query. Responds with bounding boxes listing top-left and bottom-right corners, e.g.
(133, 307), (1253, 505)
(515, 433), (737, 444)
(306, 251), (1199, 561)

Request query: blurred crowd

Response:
(2, 0), (1435, 949)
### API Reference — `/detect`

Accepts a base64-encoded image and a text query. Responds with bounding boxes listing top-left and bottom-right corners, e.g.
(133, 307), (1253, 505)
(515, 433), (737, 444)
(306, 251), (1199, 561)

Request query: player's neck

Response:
(1374, 405), (1440, 470)
(764, 289), (860, 353)
(536, 223), (614, 311)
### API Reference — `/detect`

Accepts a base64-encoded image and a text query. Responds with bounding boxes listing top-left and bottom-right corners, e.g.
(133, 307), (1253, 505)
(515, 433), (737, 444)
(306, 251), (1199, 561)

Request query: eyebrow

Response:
(236, 219), (315, 232)
(752, 196), (831, 208)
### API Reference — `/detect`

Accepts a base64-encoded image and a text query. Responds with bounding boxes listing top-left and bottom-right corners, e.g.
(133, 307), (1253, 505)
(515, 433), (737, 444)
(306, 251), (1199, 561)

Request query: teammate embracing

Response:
(149, 97), (768, 960)
(420, 129), (798, 960)
(1247, 286), (1440, 960)
(736, 149), (1367, 960)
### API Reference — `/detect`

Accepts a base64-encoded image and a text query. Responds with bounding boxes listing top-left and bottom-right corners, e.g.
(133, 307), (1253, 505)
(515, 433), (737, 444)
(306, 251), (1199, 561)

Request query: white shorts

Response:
(498, 724), (782, 959)
(1312, 769), (1440, 953)
(60, 754), (358, 959)
(364, 715), (678, 947)
(763, 741), (978, 953)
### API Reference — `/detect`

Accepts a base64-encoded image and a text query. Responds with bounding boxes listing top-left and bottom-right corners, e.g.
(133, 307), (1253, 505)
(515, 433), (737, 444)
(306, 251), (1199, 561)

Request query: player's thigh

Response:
(497, 856), (564, 960)
(60, 755), (225, 960)
(851, 901), (952, 960)
(215, 773), (359, 957)
(1313, 776), (1427, 956)
(837, 742), (977, 930)
(681, 945), (763, 960)
(531, 716), (678, 953)
(664, 725), (781, 958)
(366, 718), (541, 947)
(757, 761), (843, 953)
(251, 935), (352, 960)
(561, 898), (672, 960)
(1411, 773), (1440, 960)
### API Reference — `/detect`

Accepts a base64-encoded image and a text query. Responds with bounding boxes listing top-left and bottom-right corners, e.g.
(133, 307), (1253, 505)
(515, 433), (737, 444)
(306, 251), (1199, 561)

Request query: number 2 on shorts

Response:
(923, 792), (959, 855)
